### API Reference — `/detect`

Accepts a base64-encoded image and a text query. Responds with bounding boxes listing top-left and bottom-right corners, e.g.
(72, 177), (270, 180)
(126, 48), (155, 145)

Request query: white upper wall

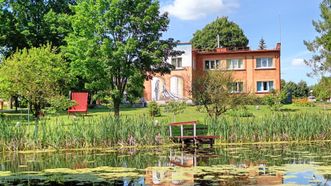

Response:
(168, 43), (192, 67)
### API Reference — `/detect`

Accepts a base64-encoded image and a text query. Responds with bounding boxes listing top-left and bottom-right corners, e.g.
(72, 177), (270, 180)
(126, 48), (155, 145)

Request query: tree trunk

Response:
(14, 96), (18, 112)
(9, 97), (13, 109)
(89, 92), (93, 105)
(33, 104), (41, 119)
(113, 98), (120, 118)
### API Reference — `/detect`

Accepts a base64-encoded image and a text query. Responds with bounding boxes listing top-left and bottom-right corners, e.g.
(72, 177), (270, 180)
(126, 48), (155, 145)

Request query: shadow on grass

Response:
(279, 108), (299, 112)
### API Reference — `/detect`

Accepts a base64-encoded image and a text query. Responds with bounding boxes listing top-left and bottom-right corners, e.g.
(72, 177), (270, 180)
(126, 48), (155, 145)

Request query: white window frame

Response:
(229, 82), (244, 93)
(171, 57), (183, 69)
(256, 81), (274, 92)
(256, 58), (273, 69)
(204, 60), (220, 70)
(227, 59), (244, 70)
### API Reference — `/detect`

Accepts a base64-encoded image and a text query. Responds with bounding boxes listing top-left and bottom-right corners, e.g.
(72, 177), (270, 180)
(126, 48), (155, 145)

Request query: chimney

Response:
(276, 43), (281, 50)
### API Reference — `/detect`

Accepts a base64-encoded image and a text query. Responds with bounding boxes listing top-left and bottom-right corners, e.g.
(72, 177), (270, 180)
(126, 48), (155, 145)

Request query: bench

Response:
(168, 121), (220, 147)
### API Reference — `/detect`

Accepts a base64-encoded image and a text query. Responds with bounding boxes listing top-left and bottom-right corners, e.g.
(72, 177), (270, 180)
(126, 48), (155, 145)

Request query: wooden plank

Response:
(195, 135), (221, 139)
(172, 135), (221, 139)
(169, 121), (197, 126)
(169, 125), (172, 137)
(172, 136), (195, 139)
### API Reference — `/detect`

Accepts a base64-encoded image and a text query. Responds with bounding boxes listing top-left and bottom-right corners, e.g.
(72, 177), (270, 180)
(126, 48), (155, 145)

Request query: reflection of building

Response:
(145, 150), (195, 186)
(144, 43), (281, 102)
(145, 150), (284, 185)
(249, 164), (283, 185)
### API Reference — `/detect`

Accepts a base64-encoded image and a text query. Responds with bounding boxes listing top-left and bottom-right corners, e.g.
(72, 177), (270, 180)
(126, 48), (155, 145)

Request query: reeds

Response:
(0, 115), (169, 151)
(206, 112), (331, 143)
(0, 112), (330, 151)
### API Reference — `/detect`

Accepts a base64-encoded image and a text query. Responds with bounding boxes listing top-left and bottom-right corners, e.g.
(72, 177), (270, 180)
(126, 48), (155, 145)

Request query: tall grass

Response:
(206, 112), (331, 143)
(1, 112), (331, 151)
(0, 115), (169, 151)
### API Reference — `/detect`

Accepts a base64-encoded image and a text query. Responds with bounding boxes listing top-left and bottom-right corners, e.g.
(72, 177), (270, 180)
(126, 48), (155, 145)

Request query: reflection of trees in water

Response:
(2, 143), (331, 184)
(0, 149), (169, 172)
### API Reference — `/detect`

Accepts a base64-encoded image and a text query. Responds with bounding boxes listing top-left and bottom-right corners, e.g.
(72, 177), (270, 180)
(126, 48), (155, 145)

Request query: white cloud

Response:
(291, 58), (305, 66)
(161, 0), (239, 21)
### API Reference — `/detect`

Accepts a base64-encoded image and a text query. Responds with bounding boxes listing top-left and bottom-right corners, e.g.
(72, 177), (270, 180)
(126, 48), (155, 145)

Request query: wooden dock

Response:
(168, 121), (220, 147)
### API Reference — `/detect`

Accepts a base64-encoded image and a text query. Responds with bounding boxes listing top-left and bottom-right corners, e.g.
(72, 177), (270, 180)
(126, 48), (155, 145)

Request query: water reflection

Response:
(1, 143), (331, 185)
(145, 148), (284, 185)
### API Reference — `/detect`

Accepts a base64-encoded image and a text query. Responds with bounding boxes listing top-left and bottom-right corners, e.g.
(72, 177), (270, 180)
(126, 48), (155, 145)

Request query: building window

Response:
(204, 60), (220, 70)
(171, 57), (183, 69)
(229, 82), (244, 93)
(257, 81), (274, 92)
(227, 59), (244, 70)
(170, 76), (184, 98)
(256, 58), (273, 68)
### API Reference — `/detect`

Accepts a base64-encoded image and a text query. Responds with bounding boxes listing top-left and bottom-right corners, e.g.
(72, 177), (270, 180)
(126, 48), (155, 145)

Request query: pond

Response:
(1, 142), (331, 185)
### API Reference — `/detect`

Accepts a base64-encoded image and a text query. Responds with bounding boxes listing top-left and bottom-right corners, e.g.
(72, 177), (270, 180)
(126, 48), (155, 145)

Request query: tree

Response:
(313, 76), (331, 100)
(297, 80), (309, 97)
(64, 0), (178, 117)
(258, 37), (267, 50)
(191, 17), (249, 50)
(0, 0), (75, 57)
(304, 0), (331, 75)
(283, 80), (309, 98)
(165, 100), (186, 122)
(0, 45), (69, 119)
(192, 70), (247, 119)
(125, 70), (145, 104)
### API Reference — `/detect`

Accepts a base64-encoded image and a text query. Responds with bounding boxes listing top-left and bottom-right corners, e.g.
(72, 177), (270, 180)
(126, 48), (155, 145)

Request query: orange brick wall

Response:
(192, 49), (281, 95)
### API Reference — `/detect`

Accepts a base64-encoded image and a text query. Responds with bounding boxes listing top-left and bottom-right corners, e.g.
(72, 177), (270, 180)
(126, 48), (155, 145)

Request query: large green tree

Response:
(191, 17), (249, 50)
(0, 0), (75, 57)
(313, 77), (331, 100)
(64, 0), (178, 117)
(282, 80), (309, 98)
(304, 0), (331, 75)
(0, 45), (69, 118)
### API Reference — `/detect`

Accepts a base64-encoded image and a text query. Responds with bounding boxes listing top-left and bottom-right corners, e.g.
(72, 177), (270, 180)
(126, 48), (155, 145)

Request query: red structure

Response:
(68, 92), (88, 114)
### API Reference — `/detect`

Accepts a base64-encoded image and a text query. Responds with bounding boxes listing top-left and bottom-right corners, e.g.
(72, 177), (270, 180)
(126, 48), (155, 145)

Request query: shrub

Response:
(263, 90), (284, 111)
(148, 101), (161, 117)
(293, 98), (315, 107)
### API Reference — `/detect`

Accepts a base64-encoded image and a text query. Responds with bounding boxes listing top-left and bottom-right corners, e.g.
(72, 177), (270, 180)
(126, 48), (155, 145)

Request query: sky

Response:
(159, 0), (323, 85)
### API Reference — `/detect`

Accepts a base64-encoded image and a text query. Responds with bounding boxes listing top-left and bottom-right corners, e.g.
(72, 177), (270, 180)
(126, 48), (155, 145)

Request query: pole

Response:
(28, 102), (30, 124)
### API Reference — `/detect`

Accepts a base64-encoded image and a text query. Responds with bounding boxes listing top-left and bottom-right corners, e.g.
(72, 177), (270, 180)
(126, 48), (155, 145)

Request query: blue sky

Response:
(160, 0), (322, 85)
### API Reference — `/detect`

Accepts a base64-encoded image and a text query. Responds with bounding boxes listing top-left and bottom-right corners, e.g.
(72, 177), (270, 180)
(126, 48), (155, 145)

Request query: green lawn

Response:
(1, 102), (330, 124)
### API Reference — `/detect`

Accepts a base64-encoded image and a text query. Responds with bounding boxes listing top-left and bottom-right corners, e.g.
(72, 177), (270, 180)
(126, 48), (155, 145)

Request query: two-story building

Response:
(143, 43), (281, 102)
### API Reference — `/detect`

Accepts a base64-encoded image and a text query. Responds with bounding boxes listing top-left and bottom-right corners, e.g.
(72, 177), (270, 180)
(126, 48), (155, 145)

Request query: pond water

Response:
(1, 142), (331, 185)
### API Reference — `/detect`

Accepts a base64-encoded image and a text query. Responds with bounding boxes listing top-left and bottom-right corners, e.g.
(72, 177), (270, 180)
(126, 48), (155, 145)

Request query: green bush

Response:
(263, 90), (284, 111)
(148, 101), (161, 117)
(227, 108), (254, 117)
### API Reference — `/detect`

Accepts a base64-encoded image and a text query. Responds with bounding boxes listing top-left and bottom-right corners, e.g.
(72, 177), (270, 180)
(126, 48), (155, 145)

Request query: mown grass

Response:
(1, 103), (330, 124)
